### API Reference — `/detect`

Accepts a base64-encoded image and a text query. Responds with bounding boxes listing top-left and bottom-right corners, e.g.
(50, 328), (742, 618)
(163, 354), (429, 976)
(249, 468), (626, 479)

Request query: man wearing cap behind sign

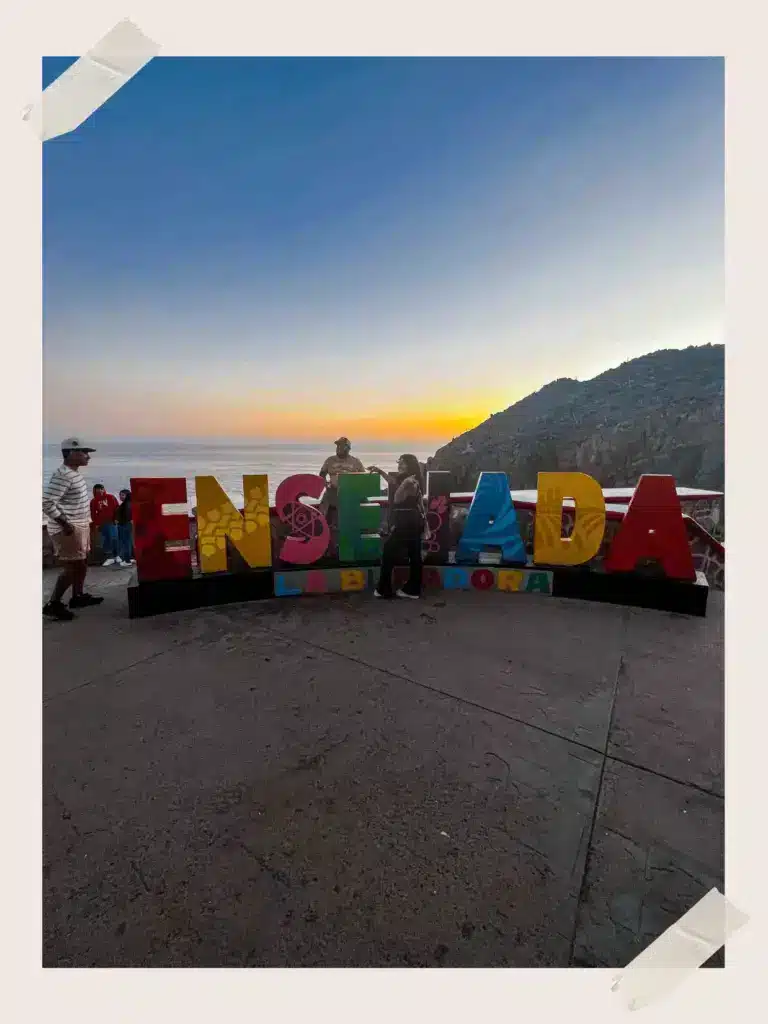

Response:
(42, 438), (104, 621)
(319, 437), (365, 554)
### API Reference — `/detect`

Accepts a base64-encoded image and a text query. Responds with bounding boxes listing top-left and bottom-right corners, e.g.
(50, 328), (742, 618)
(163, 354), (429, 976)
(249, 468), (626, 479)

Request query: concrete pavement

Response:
(43, 566), (723, 967)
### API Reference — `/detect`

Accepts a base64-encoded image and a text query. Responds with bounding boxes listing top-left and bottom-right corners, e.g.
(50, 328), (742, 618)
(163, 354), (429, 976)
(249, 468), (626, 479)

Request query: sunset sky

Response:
(43, 57), (723, 445)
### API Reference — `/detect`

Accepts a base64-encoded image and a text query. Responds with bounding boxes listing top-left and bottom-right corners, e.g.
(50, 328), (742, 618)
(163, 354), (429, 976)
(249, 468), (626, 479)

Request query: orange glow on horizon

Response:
(230, 412), (483, 444)
(46, 383), (527, 445)
(128, 402), (501, 445)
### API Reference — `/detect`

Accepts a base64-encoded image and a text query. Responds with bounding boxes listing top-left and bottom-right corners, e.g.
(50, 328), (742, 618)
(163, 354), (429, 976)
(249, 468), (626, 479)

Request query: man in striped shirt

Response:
(43, 438), (105, 621)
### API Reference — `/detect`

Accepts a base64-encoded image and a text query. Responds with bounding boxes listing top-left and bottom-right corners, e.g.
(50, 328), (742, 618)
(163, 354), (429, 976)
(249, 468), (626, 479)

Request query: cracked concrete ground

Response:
(43, 567), (723, 967)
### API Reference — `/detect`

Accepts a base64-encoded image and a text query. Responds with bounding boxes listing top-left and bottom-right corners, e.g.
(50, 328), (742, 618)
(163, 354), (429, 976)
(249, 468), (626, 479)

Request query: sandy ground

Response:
(43, 566), (723, 967)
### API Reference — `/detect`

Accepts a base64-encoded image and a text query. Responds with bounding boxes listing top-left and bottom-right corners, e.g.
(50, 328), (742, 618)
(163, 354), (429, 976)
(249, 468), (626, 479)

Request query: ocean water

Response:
(42, 439), (436, 511)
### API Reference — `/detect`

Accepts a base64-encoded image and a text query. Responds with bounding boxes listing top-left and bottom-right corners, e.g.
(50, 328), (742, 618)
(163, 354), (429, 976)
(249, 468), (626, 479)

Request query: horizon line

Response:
(42, 436), (452, 446)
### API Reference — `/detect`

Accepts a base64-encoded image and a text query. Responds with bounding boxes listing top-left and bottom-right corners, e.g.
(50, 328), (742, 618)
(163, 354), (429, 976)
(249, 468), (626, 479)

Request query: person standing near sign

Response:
(43, 438), (104, 621)
(90, 484), (120, 565)
(367, 454), (427, 600)
(319, 437), (365, 550)
(115, 489), (135, 565)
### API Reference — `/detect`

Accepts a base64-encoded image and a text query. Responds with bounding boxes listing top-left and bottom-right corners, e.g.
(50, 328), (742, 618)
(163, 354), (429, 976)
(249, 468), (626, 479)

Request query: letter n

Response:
(196, 475), (271, 573)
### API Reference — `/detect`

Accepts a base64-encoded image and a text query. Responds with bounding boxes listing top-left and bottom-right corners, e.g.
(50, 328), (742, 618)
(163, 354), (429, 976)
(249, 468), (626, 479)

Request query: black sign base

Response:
(127, 570), (274, 619)
(127, 566), (709, 619)
(551, 568), (709, 617)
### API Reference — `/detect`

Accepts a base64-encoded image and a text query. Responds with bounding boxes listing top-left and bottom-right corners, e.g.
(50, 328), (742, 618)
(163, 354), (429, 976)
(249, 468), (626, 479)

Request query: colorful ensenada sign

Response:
(127, 470), (712, 619)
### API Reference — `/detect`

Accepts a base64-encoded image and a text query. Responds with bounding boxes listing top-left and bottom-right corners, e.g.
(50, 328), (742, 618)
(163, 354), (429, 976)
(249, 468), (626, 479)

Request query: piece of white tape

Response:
(22, 18), (160, 141)
(611, 888), (749, 1011)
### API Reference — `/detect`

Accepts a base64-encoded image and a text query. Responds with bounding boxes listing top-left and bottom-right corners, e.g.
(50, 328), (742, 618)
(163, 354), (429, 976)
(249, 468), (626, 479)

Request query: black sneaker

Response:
(69, 593), (104, 609)
(43, 601), (75, 621)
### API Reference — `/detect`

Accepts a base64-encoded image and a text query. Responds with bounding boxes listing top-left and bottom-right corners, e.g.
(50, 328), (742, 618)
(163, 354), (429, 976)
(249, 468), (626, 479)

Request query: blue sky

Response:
(43, 56), (723, 443)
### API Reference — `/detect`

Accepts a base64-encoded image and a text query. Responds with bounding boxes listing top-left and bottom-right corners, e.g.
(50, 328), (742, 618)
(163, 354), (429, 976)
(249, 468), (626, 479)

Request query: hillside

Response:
(427, 344), (724, 491)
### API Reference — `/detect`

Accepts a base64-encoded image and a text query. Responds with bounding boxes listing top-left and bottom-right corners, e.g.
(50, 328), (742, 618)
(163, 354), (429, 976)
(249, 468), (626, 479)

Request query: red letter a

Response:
(604, 475), (695, 581)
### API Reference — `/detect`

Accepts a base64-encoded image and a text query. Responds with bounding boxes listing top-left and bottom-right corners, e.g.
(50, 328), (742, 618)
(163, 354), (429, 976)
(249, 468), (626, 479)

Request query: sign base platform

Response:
(127, 569), (274, 619)
(551, 567), (709, 617)
(127, 564), (709, 619)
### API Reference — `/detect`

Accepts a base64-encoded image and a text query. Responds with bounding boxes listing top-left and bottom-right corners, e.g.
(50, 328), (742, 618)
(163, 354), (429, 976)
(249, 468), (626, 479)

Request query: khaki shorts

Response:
(50, 524), (91, 562)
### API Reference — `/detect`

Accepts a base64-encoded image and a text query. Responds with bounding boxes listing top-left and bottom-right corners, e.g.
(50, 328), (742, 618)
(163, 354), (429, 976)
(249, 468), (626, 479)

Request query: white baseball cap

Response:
(61, 437), (96, 453)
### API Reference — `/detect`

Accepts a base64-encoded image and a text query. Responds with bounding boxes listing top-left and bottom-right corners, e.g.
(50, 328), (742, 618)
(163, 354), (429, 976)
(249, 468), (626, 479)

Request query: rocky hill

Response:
(427, 344), (724, 491)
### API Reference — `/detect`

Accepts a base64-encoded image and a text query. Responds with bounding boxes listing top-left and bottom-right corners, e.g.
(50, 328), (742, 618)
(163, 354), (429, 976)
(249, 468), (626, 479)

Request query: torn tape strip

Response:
(611, 888), (749, 1011)
(23, 18), (160, 141)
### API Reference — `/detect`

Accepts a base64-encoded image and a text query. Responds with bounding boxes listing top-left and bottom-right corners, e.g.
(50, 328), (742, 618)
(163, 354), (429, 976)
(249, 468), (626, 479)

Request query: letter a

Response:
(604, 475), (695, 580)
(456, 472), (526, 564)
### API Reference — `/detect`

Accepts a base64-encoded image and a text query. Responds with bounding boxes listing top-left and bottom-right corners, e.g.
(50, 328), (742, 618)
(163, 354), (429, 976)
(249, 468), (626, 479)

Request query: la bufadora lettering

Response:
(131, 468), (698, 593)
(274, 566), (554, 598)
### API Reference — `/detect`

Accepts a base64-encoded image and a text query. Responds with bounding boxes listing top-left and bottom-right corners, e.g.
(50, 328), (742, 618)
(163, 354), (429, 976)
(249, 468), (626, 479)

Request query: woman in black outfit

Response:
(115, 489), (134, 565)
(367, 454), (427, 600)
